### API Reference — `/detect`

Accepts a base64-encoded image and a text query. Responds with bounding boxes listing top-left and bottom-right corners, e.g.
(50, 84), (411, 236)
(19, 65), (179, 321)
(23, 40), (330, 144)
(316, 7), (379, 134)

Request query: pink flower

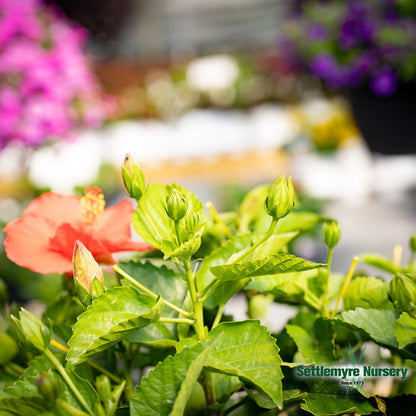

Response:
(4, 187), (153, 275)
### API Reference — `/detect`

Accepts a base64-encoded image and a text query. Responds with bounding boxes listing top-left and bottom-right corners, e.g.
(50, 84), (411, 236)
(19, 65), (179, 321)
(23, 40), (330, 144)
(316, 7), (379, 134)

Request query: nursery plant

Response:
(1, 154), (416, 415)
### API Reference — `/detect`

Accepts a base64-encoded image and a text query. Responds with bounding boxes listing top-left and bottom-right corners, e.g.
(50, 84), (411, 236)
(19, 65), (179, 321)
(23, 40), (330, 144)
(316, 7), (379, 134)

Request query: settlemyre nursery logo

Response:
(295, 345), (409, 393)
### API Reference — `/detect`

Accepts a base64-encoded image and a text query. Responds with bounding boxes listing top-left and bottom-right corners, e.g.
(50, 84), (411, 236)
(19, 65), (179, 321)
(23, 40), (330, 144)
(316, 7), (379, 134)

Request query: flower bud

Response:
(323, 221), (341, 249)
(264, 176), (295, 220)
(121, 153), (146, 200)
(410, 235), (416, 252)
(389, 273), (416, 318)
(36, 373), (60, 404)
(184, 210), (199, 233)
(73, 240), (105, 306)
(10, 308), (51, 353)
(73, 240), (104, 292)
(166, 188), (188, 221)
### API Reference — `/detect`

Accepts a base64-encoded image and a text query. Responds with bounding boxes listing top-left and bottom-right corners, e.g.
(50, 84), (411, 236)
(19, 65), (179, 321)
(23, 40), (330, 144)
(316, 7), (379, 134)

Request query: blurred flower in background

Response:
(0, 0), (109, 151)
(282, 0), (416, 96)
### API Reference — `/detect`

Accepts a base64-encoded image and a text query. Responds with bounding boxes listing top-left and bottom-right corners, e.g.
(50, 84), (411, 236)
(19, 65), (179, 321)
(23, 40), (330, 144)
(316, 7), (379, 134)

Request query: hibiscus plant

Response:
(1, 154), (416, 415)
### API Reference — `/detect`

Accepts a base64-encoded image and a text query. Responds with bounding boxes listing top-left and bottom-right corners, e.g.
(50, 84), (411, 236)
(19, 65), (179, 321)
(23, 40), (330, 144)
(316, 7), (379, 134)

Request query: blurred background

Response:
(1, 0), (416, 309)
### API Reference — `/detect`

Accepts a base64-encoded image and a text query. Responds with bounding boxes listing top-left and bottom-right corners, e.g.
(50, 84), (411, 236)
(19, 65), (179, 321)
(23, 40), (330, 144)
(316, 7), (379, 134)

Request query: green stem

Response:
(202, 370), (216, 416)
(331, 257), (359, 318)
(159, 317), (195, 325)
(56, 399), (91, 416)
(322, 247), (333, 317)
(113, 265), (193, 318)
(50, 339), (122, 384)
(119, 352), (133, 401)
(174, 221), (182, 246)
(200, 279), (221, 303)
(43, 348), (94, 416)
(234, 218), (278, 263)
(211, 305), (224, 329)
(184, 260), (206, 341)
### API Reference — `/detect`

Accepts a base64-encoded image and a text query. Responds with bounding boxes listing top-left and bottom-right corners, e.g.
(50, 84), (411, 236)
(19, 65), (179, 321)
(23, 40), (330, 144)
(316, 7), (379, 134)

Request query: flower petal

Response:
(50, 223), (115, 266)
(4, 214), (72, 274)
(94, 199), (136, 241)
(23, 192), (82, 225)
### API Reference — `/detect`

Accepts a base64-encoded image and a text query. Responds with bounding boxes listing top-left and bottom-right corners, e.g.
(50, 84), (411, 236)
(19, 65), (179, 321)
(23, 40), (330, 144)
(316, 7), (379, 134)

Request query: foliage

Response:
(1, 157), (415, 415)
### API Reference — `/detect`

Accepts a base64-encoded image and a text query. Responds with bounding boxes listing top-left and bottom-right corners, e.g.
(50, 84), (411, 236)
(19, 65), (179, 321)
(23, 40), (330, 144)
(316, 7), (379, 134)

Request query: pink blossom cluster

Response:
(0, 0), (108, 150)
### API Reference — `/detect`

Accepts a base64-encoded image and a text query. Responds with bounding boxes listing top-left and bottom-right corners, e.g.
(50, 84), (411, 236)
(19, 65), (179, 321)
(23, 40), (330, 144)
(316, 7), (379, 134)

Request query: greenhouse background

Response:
(1, 0), (416, 415)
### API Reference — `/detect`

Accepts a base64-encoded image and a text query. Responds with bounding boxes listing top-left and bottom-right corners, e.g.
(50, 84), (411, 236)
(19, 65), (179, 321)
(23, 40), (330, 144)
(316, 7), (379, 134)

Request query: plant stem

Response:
(174, 221), (182, 246)
(43, 348), (94, 416)
(159, 317), (195, 325)
(113, 264), (193, 318)
(200, 279), (221, 303)
(212, 305), (224, 329)
(202, 370), (216, 416)
(206, 201), (234, 239)
(56, 399), (91, 416)
(331, 257), (359, 318)
(234, 218), (278, 263)
(322, 247), (334, 317)
(49, 339), (122, 384)
(184, 260), (206, 341)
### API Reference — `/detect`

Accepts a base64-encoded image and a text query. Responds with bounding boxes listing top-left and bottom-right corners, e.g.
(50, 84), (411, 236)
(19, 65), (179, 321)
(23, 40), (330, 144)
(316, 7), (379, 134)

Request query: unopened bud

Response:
(10, 308), (51, 353)
(121, 154), (146, 200)
(37, 373), (60, 404)
(389, 273), (416, 318)
(166, 188), (188, 221)
(185, 210), (199, 233)
(264, 176), (295, 220)
(323, 221), (341, 249)
(73, 240), (105, 306)
(73, 240), (104, 292)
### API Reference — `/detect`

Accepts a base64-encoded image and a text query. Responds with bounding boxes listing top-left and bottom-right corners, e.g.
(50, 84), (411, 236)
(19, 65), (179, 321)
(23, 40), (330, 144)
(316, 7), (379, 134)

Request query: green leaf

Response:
(245, 232), (299, 261)
(161, 230), (202, 260)
(247, 269), (324, 309)
(119, 261), (188, 345)
(197, 235), (252, 307)
(211, 254), (324, 281)
(276, 211), (325, 234)
(132, 183), (203, 251)
(131, 342), (215, 416)
(286, 319), (336, 364)
(396, 312), (416, 349)
(206, 320), (283, 409)
(337, 308), (400, 348)
(358, 253), (398, 274)
(67, 287), (163, 367)
(302, 392), (376, 415)
(0, 355), (99, 416)
(343, 276), (392, 310)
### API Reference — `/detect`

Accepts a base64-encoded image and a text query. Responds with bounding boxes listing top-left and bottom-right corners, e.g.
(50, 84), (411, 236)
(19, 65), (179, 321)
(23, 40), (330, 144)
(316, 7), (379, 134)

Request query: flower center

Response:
(80, 186), (105, 224)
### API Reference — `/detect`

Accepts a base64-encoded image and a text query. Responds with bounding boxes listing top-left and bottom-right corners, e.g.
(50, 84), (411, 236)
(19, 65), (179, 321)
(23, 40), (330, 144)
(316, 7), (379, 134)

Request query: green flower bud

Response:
(184, 210), (199, 233)
(410, 235), (416, 252)
(73, 240), (104, 291)
(323, 221), (341, 249)
(121, 153), (146, 200)
(264, 176), (295, 220)
(10, 308), (51, 353)
(389, 273), (416, 318)
(166, 188), (188, 221)
(36, 372), (60, 404)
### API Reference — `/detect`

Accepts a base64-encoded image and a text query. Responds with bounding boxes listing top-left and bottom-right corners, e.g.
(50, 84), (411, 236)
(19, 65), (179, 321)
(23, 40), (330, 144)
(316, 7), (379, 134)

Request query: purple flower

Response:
(307, 24), (328, 41)
(309, 54), (339, 81)
(370, 68), (398, 96)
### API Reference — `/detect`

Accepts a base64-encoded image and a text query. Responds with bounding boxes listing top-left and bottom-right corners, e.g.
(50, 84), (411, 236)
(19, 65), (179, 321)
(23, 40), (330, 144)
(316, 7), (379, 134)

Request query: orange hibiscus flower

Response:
(3, 187), (152, 274)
